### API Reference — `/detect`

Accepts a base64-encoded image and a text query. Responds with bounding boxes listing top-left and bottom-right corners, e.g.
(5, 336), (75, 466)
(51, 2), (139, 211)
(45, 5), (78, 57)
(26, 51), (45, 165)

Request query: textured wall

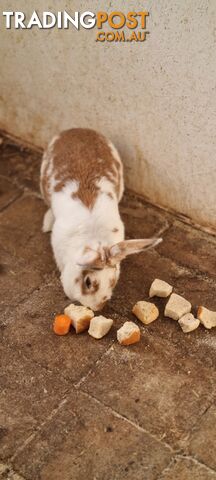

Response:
(0, 0), (215, 228)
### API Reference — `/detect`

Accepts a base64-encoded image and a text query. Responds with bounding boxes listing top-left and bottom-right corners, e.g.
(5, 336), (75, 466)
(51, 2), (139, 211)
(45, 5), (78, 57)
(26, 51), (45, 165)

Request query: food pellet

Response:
(64, 304), (94, 333)
(132, 301), (159, 325)
(197, 306), (216, 329)
(117, 321), (141, 346)
(165, 293), (191, 320)
(149, 278), (173, 298)
(88, 315), (113, 339)
(178, 313), (200, 333)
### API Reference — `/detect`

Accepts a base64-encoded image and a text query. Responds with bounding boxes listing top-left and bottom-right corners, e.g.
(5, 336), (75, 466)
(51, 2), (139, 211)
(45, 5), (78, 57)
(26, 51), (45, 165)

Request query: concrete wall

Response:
(0, 0), (215, 229)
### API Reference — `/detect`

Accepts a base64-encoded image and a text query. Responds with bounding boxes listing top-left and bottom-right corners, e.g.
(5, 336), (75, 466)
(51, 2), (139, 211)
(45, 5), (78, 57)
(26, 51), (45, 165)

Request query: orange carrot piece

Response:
(53, 314), (71, 336)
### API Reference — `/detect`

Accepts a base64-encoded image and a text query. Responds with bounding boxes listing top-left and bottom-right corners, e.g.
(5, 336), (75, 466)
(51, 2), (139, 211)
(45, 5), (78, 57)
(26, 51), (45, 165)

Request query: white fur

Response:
(40, 135), (60, 201)
(50, 181), (124, 309)
(41, 133), (125, 310)
(61, 263), (121, 311)
(42, 208), (55, 233)
(97, 176), (117, 199)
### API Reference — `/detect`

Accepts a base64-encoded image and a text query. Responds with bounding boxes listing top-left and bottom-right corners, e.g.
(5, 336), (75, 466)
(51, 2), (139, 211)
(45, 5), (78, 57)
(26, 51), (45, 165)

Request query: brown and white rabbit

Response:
(40, 128), (162, 311)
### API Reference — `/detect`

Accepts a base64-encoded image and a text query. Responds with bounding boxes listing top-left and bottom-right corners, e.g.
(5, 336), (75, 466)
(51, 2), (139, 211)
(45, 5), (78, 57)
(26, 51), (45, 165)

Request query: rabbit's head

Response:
(61, 238), (162, 311)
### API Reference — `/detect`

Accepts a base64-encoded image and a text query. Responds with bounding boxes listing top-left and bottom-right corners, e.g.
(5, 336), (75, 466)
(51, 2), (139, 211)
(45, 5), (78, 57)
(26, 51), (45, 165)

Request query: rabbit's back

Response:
(40, 128), (123, 208)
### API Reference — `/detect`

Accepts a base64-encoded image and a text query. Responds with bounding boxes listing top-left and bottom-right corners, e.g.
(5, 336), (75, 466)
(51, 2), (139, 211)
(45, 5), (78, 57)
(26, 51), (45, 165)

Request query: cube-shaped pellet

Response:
(178, 313), (200, 333)
(164, 293), (191, 320)
(149, 279), (173, 298)
(64, 304), (94, 333)
(117, 321), (140, 346)
(88, 316), (113, 339)
(132, 301), (159, 325)
(197, 306), (216, 329)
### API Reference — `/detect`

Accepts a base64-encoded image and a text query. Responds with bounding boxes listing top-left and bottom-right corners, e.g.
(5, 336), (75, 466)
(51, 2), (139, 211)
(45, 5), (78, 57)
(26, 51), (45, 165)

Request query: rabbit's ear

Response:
(109, 238), (162, 263)
(77, 248), (106, 269)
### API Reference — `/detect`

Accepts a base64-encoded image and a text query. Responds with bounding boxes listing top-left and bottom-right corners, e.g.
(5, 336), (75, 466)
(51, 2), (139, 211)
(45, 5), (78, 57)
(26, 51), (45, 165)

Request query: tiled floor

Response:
(0, 134), (216, 480)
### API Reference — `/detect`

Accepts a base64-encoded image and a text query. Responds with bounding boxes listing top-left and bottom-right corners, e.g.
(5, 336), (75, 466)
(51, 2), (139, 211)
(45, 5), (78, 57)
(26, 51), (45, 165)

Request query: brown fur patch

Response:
(107, 192), (114, 200)
(55, 180), (66, 192)
(109, 277), (117, 288)
(41, 129), (122, 209)
(92, 280), (99, 293)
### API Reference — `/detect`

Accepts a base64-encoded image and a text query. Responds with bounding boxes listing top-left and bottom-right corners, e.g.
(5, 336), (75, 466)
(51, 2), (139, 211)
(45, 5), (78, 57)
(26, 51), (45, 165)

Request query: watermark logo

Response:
(1, 10), (149, 43)
(96, 11), (149, 43)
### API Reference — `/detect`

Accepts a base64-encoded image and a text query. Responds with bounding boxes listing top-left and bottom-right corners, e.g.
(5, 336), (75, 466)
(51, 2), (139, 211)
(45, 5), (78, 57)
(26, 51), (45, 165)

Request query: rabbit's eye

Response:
(85, 276), (91, 289)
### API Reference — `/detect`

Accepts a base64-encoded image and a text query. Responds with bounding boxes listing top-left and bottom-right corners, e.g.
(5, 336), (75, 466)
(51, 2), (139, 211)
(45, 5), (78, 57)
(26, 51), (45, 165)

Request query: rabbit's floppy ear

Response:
(109, 238), (162, 263)
(77, 247), (106, 269)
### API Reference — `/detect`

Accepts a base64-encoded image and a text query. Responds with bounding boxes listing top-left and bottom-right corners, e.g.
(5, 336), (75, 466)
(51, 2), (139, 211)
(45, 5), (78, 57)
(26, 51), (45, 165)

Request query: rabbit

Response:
(40, 128), (162, 311)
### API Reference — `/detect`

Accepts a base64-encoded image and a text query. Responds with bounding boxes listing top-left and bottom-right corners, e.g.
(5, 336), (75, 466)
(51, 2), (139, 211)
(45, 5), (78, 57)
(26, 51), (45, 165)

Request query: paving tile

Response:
(1, 279), (113, 383)
(158, 222), (216, 279)
(80, 339), (215, 448)
(0, 345), (70, 460)
(109, 236), (215, 321)
(0, 195), (56, 312)
(0, 177), (21, 211)
(0, 140), (41, 192)
(188, 404), (216, 471)
(108, 247), (185, 318)
(0, 195), (52, 269)
(158, 457), (216, 479)
(12, 389), (172, 480)
(107, 247), (216, 370)
(0, 463), (25, 479)
(0, 248), (47, 315)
